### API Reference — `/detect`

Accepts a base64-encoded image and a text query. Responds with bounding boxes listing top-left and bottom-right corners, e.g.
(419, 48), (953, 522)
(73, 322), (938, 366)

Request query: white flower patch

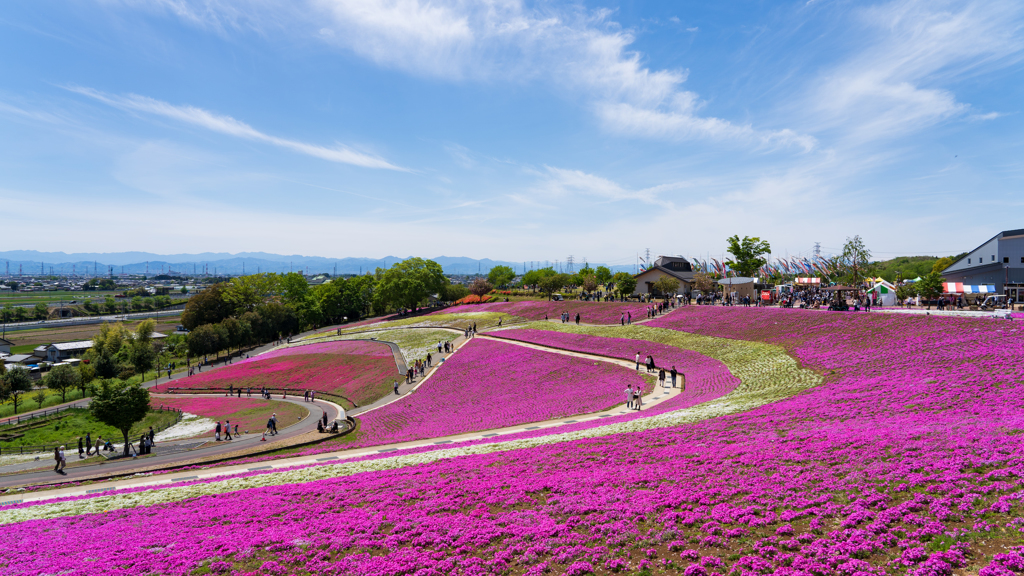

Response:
(154, 413), (215, 442)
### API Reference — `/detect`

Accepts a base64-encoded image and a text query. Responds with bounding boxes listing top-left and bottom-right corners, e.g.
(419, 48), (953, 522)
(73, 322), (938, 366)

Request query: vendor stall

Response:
(866, 280), (897, 307)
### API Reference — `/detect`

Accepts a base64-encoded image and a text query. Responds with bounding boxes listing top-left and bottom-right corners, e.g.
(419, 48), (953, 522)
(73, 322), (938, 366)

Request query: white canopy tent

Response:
(867, 280), (897, 306)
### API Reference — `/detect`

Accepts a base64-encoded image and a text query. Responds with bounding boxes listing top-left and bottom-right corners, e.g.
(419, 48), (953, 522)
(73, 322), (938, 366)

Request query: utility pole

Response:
(813, 242), (821, 259)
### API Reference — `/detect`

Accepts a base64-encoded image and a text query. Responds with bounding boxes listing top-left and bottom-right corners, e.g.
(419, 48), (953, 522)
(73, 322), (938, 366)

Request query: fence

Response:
(162, 386), (358, 409)
(0, 401), (91, 427)
(0, 407), (184, 456)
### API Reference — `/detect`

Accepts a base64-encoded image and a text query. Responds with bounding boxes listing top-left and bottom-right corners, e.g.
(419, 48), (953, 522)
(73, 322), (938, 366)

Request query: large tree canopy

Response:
(181, 283), (233, 330)
(90, 380), (150, 457)
(376, 258), (447, 310)
(223, 273), (280, 314)
(725, 235), (772, 277)
(487, 265), (516, 289)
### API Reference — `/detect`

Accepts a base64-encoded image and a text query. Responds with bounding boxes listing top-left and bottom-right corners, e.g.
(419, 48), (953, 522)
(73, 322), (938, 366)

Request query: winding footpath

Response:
(0, 333), (681, 505)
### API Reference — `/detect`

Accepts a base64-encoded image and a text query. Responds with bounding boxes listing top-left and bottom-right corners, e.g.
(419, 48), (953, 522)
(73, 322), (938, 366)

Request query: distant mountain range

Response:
(0, 251), (636, 277)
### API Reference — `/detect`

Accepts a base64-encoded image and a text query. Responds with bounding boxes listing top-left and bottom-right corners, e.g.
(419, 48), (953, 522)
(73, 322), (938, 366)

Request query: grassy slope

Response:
(0, 408), (179, 448)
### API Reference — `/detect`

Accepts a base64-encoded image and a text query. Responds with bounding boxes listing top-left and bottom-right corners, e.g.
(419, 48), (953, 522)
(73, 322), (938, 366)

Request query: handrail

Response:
(162, 386), (358, 409)
(0, 401), (91, 427)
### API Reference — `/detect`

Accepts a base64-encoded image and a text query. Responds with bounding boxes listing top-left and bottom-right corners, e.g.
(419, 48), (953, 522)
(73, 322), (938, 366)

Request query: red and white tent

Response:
(795, 277), (821, 285)
(942, 283), (996, 294)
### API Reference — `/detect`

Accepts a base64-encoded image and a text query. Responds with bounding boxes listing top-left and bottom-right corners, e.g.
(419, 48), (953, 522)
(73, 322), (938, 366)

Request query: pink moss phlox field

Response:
(349, 338), (647, 448)
(7, 309), (1024, 575)
(436, 300), (659, 324)
(150, 396), (299, 437)
(167, 340), (397, 404)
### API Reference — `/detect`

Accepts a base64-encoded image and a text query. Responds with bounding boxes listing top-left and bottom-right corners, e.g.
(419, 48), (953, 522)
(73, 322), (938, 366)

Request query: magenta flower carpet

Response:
(348, 337), (648, 449)
(437, 300), (661, 324)
(167, 340), (398, 405)
(5, 309), (1024, 575)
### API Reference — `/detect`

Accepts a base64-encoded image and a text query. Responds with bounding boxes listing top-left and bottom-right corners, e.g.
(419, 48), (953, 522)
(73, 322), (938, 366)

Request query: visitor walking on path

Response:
(575, 313), (580, 325)
(659, 368), (666, 388)
(620, 312), (625, 326)
(633, 388), (642, 410)
(635, 352), (641, 371)
(625, 384), (633, 409)
(394, 380), (400, 395)
(55, 446), (66, 475)
(670, 366), (678, 388)
(85, 432), (92, 456)
(215, 421), (222, 441)
(271, 413), (278, 435)
(78, 437), (84, 459)
(225, 420), (232, 440)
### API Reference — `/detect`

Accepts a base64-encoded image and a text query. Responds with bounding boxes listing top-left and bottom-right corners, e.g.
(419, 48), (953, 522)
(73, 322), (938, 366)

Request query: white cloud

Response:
(67, 86), (406, 170)
(123, 0), (812, 150)
(534, 166), (684, 204)
(807, 0), (1024, 143)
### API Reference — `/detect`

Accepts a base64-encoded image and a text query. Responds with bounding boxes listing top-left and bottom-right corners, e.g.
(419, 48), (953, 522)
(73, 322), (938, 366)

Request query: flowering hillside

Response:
(438, 300), (658, 324)
(4, 309), (1024, 575)
(349, 337), (649, 448)
(168, 340), (398, 406)
(151, 397), (308, 438)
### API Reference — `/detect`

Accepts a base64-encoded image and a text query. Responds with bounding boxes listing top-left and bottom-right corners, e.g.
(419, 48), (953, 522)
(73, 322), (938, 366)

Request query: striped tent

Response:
(942, 283), (996, 294)
(794, 277), (820, 285)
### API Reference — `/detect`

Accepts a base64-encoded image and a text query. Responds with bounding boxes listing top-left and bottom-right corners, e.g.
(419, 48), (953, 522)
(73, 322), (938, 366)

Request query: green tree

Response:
(78, 363), (96, 398)
(582, 274), (598, 294)
(187, 323), (221, 358)
(612, 272), (637, 299)
(45, 363), (81, 403)
(932, 257), (954, 273)
(442, 283), (469, 302)
(128, 319), (158, 380)
(375, 258), (447, 311)
(1, 304), (14, 324)
(90, 380), (150, 457)
(32, 388), (47, 409)
(487, 265), (516, 289)
(104, 298), (118, 314)
(2, 367), (33, 414)
(840, 235), (872, 286)
(223, 273), (279, 314)
(916, 271), (944, 305)
(33, 303), (49, 320)
(180, 283), (233, 330)
(594, 266), (612, 285)
(278, 272), (310, 306)
(725, 235), (772, 277)
(652, 276), (681, 298)
(539, 274), (569, 300)
(522, 267), (556, 291)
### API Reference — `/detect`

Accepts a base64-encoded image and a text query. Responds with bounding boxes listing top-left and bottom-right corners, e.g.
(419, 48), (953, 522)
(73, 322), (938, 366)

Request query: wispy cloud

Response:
(67, 86), (406, 170)
(124, 0), (813, 150)
(534, 166), (681, 204)
(806, 0), (1024, 143)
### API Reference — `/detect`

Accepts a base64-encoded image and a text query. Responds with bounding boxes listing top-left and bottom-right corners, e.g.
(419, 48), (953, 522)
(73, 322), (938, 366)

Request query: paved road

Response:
(0, 396), (340, 488)
(1, 308), (184, 332)
(0, 337), (684, 506)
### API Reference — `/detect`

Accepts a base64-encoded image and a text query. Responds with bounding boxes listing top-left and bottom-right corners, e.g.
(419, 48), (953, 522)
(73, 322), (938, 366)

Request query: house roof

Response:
(6, 354), (33, 363)
(635, 266), (694, 283)
(718, 277), (756, 285)
(49, 341), (94, 351)
(947, 228), (1024, 271)
(0, 338), (12, 346)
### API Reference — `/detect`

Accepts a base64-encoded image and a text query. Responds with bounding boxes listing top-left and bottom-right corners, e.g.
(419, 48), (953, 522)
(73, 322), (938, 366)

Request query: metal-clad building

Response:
(943, 228), (1024, 301)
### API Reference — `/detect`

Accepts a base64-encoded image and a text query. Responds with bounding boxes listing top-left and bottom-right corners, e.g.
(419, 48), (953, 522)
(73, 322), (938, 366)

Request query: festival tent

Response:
(942, 283), (997, 294)
(794, 277), (821, 285)
(867, 280), (897, 306)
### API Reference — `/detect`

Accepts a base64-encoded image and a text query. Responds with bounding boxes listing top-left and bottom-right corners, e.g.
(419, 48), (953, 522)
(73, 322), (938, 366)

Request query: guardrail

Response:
(0, 401), (91, 427)
(162, 386), (358, 409)
(0, 407), (184, 456)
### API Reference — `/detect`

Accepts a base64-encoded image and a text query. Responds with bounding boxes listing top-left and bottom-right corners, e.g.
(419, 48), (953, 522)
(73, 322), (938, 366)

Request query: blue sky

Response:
(1, 0), (1022, 267)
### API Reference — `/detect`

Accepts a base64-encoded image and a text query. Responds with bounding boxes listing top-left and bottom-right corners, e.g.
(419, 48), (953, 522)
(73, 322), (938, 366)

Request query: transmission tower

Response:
(813, 242), (821, 258)
(566, 255), (575, 273)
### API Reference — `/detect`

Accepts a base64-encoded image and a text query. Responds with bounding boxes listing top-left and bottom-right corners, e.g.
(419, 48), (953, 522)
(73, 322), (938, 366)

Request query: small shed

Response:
(718, 277), (757, 301)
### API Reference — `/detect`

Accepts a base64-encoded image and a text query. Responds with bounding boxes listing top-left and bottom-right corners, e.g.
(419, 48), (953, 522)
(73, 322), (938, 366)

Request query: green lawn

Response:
(0, 408), (179, 449)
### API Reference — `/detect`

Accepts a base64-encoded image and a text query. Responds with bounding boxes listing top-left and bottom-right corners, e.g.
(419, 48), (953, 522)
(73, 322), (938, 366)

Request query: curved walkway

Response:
(0, 334), (681, 505)
(0, 395), (342, 488)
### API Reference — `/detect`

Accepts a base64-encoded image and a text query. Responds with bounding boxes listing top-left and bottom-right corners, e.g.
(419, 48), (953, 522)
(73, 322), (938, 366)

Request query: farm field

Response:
(0, 317), (182, 351)
(4, 306), (1024, 576)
